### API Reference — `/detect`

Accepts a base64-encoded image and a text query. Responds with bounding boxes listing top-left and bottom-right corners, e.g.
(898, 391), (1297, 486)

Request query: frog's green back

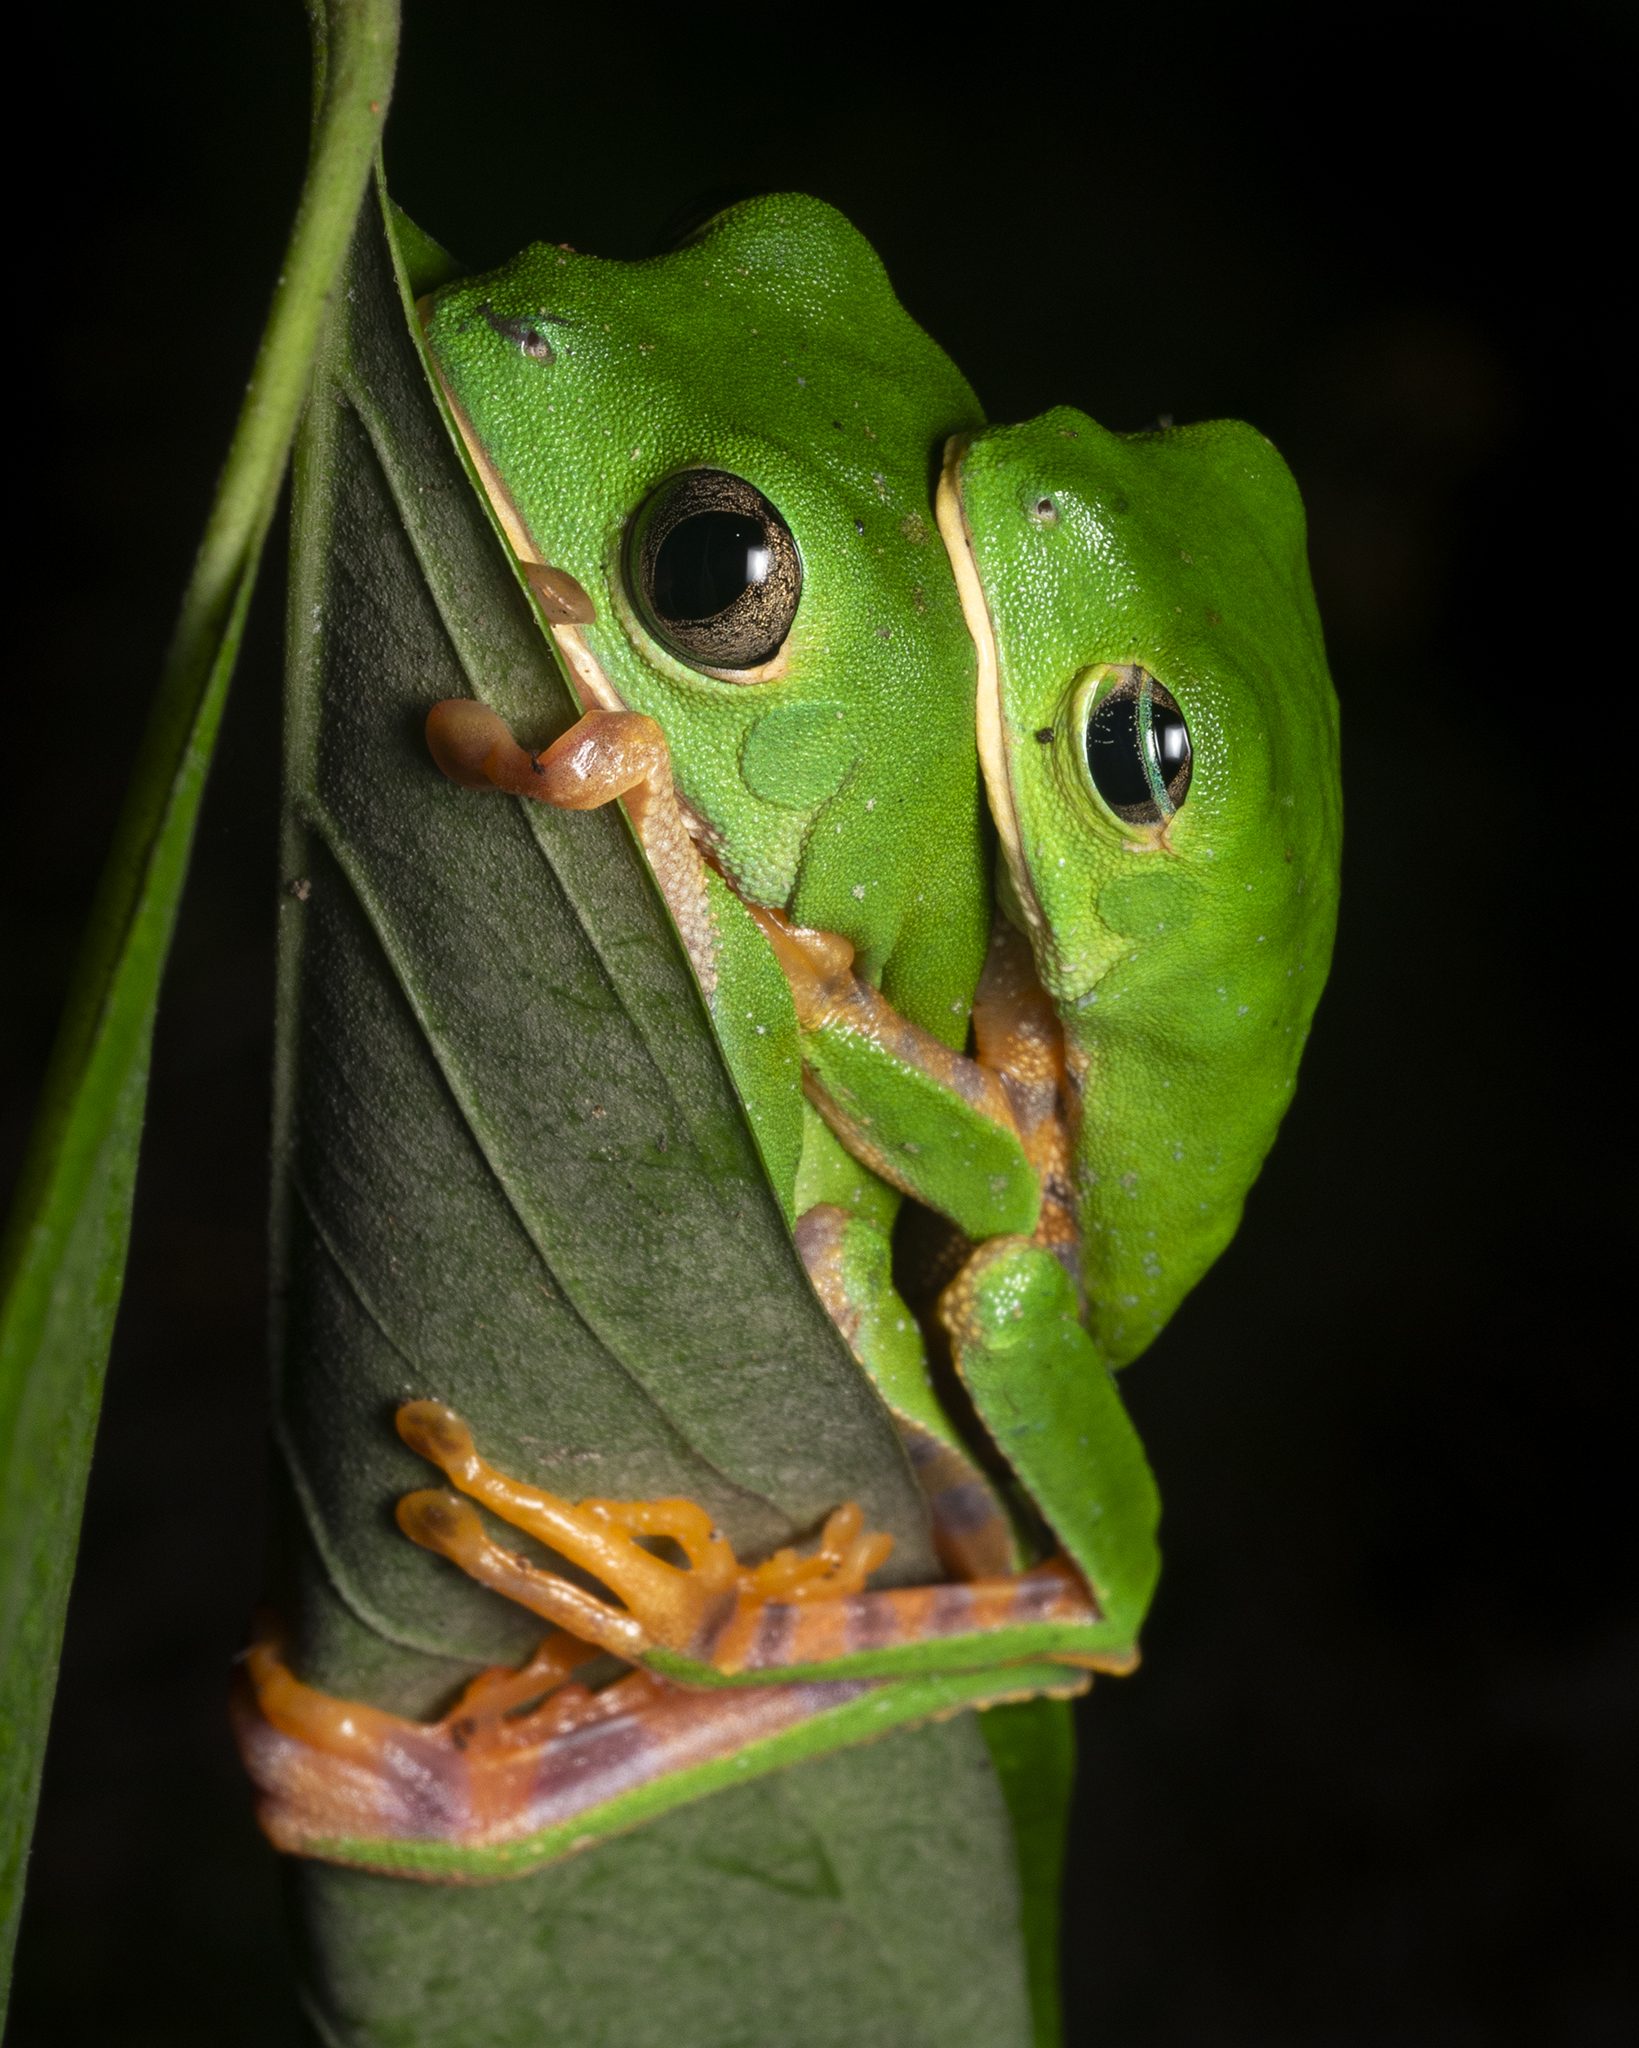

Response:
(958, 410), (1342, 1364)
(424, 196), (989, 1045)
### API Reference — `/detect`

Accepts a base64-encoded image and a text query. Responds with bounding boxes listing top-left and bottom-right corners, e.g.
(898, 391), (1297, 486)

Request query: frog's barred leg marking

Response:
(707, 1554), (1099, 1675)
(232, 1619), (1093, 1878)
(424, 698), (716, 996)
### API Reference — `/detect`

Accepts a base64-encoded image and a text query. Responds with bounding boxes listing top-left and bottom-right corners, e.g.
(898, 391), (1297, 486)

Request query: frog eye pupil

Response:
(653, 513), (771, 622)
(630, 470), (801, 671)
(1083, 669), (1193, 826)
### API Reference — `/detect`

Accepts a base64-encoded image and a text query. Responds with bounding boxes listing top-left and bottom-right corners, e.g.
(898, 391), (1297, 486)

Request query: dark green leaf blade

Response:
(0, 0), (399, 1998)
(296, 1713), (1034, 2048)
(983, 1698), (1076, 2048)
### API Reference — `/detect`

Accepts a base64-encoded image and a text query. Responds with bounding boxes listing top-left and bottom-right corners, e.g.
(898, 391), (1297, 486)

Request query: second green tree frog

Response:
(937, 410), (1342, 1362)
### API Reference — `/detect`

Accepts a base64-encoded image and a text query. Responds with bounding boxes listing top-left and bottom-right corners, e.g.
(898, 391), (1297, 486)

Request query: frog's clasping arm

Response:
(747, 903), (1023, 1144)
(425, 698), (717, 996)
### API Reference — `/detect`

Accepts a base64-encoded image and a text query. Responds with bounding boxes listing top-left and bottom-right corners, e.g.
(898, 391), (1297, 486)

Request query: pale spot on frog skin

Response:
(851, 885), (866, 899)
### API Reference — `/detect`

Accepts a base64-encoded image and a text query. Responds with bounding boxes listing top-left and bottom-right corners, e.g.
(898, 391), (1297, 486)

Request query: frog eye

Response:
(627, 470), (801, 671)
(1082, 668), (1193, 826)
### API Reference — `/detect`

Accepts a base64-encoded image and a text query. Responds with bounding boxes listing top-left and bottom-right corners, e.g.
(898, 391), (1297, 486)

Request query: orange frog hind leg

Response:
(234, 1616), (801, 1867)
(393, 1399), (915, 1673)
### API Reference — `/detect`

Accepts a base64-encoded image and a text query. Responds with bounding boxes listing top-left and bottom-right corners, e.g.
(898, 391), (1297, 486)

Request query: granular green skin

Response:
(426, 196), (990, 1045)
(959, 411), (1343, 1364)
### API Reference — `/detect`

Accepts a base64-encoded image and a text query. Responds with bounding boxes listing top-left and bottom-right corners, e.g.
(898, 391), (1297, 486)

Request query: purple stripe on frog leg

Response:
(231, 1630), (881, 1864)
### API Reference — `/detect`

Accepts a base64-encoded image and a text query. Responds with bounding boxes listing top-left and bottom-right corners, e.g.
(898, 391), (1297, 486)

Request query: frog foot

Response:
(971, 911), (1082, 1272)
(239, 1616), (602, 1772)
(395, 1402), (1109, 1680)
(234, 1612), (890, 1866)
(425, 698), (716, 997)
(395, 1401), (892, 1665)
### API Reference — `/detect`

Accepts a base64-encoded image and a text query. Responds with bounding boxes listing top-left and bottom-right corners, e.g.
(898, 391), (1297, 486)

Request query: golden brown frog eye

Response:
(627, 470), (801, 670)
(1083, 669), (1193, 825)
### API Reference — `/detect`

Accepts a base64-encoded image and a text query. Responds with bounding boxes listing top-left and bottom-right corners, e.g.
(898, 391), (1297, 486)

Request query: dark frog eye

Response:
(1082, 668), (1193, 826)
(627, 470), (801, 670)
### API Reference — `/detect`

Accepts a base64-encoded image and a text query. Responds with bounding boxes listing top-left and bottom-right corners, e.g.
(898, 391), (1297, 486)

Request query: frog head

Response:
(940, 409), (1343, 1363)
(423, 195), (988, 1043)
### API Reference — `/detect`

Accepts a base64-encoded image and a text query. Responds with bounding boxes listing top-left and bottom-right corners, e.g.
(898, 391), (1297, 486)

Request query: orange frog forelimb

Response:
(423, 700), (716, 995)
(971, 912), (1082, 1271)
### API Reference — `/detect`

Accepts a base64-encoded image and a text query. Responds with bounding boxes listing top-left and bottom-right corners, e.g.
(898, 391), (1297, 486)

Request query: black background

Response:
(4, 2), (1631, 2041)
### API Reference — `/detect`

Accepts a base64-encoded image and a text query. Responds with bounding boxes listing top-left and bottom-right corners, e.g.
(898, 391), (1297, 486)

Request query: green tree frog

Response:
(937, 411), (1342, 1343)
(412, 194), (1040, 1570)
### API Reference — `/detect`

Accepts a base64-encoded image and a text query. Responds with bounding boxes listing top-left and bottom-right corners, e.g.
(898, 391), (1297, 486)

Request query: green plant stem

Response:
(0, 0), (398, 2001)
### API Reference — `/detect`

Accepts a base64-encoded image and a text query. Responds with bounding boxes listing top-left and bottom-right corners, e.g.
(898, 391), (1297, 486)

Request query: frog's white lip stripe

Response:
(422, 322), (630, 718)
(934, 438), (1047, 943)
(549, 622), (627, 715)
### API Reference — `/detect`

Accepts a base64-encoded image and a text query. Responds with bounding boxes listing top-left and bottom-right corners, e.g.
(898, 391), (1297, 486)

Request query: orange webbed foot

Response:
(396, 1401), (741, 1660)
(740, 1502), (894, 1605)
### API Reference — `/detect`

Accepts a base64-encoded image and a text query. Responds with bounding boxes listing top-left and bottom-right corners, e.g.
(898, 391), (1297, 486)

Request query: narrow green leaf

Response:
(982, 1698), (1077, 2048)
(296, 1713), (1034, 2048)
(0, 0), (399, 1997)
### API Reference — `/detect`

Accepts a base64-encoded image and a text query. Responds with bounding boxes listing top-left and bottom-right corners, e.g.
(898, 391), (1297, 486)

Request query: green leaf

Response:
(274, 179), (1051, 2041)
(0, 0), (399, 2000)
(982, 1698), (1076, 2048)
(296, 1713), (1034, 2048)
